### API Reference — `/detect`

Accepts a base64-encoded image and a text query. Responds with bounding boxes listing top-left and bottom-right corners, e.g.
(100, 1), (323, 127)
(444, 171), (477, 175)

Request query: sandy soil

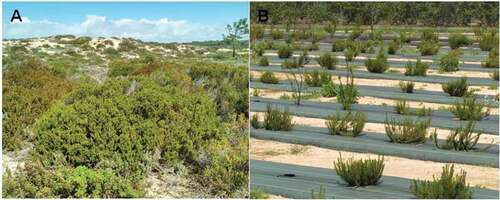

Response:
(251, 112), (499, 144)
(250, 138), (499, 190)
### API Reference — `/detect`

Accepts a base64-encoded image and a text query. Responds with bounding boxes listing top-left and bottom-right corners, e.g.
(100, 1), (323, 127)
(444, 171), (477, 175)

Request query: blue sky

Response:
(3, 2), (249, 42)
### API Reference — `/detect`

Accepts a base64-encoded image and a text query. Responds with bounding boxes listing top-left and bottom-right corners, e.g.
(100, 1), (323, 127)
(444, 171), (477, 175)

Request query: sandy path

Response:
(250, 138), (499, 190)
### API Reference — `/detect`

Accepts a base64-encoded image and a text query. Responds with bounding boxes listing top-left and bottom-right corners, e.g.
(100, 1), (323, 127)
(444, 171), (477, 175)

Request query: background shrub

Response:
(326, 111), (366, 137)
(442, 77), (469, 97)
(417, 40), (440, 56)
(321, 82), (337, 97)
(260, 71), (279, 84)
(450, 97), (489, 121)
(317, 52), (337, 70)
(395, 99), (410, 115)
(277, 45), (293, 58)
(478, 29), (499, 51)
(332, 40), (347, 52)
(253, 43), (266, 56)
(365, 47), (389, 73)
(481, 48), (499, 68)
(258, 57), (269, 66)
(388, 39), (400, 55)
(251, 114), (261, 129)
(439, 51), (460, 72)
(399, 81), (414, 93)
(410, 165), (472, 199)
(404, 59), (429, 76)
(304, 70), (331, 87)
(263, 104), (293, 131)
(449, 33), (472, 49)
(272, 29), (284, 40)
(420, 29), (439, 42)
(385, 116), (431, 144)
(432, 121), (486, 152)
(336, 69), (359, 110)
(334, 153), (384, 187)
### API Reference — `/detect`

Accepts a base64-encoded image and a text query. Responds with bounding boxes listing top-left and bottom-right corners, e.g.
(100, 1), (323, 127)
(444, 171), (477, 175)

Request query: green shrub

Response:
(336, 69), (358, 110)
(108, 60), (138, 77)
(332, 40), (347, 52)
(449, 33), (472, 49)
(306, 43), (319, 51)
(250, 24), (264, 41)
(317, 52), (337, 70)
(348, 27), (363, 40)
(325, 111), (366, 137)
(263, 104), (293, 131)
(3, 60), (74, 151)
(410, 164), (472, 199)
(385, 116), (431, 144)
(344, 46), (360, 62)
(404, 59), (429, 76)
(365, 47), (389, 73)
(250, 189), (269, 199)
(442, 77), (469, 97)
(118, 40), (138, 52)
(481, 48), (499, 68)
(304, 70), (331, 87)
(311, 30), (327, 44)
(388, 39), (400, 55)
(417, 40), (440, 56)
(258, 56), (269, 66)
(432, 121), (487, 152)
(449, 97), (489, 121)
(395, 99), (410, 115)
(260, 71), (279, 84)
(281, 57), (303, 69)
(253, 43), (266, 56)
(334, 153), (384, 187)
(2, 164), (141, 198)
(321, 82), (337, 97)
(399, 81), (414, 93)
(478, 29), (499, 51)
(416, 106), (432, 117)
(272, 29), (284, 40)
(439, 51), (460, 72)
(251, 113), (261, 129)
(277, 45), (293, 58)
(400, 31), (412, 43)
(420, 28), (439, 42)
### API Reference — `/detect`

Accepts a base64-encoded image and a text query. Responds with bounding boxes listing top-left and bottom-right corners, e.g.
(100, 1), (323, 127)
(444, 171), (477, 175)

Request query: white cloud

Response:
(3, 15), (227, 42)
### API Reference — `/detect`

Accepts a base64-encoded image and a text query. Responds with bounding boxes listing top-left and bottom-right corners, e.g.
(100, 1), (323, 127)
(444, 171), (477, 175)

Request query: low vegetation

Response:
(321, 82), (337, 97)
(395, 99), (410, 115)
(385, 116), (432, 144)
(404, 59), (429, 76)
(449, 97), (489, 121)
(317, 52), (337, 70)
(260, 71), (280, 84)
(263, 104), (293, 131)
(410, 164), (472, 199)
(442, 77), (469, 97)
(399, 81), (415, 93)
(417, 40), (440, 56)
(432, 121), (488, 152)
(481, 48), (499, 68)
(304, 70), (331, 87)
(258, 56), (269, 66)
(448, 33), (472, 49)
(365, 47), (389, 73)
(277, 44), (293, 58)
(439, 51), (460, 72)
(334, 153), (384, 187)
(336, 68), (359, 110)
(325, 111), (367, 137)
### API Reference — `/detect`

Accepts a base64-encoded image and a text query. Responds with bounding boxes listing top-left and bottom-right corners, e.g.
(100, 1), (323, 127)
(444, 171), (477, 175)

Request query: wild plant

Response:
(404, 59), (429, 76)
(395, 99), (410, 115)
(263, 104), (293, 131)
(334, 153), (384, 187)
(442, 77), (469, 97)
(325, 111), (367, 137)
(385, 116), (432, 144)
(399, 81), (415, 93)
(449, 97), (489, 121)
(410, 164), (472, 199)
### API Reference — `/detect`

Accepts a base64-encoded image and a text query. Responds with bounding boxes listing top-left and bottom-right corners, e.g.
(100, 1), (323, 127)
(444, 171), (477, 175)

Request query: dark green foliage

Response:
(118, 40), (138, 52)
(348, 27), (363, 40)
(336, 69), (358, 110)
(420, 28), (439, 42)
(481, 48), (499, 68)
(410, 164), (472, 199)
(449, 33), (472, 49)
(3, 58), (74, 151)
(399, 81), (414, 93)
(250, 24), (264, 41)
(387, 39), (400, 55)
(399, 31), (412, 43)
(450, 97), (489, 121)
(306, 43), (319, 51)
(416, 106), (433, 117)
(439, 51), (460, 72)
(251, 113), (261, 129)
(442, 77), (469, 97)
(304, 70), (331, 87)
(344, 45), (360, 62)
(321, 82), (337, 97)
(258, 56), (269, 66)
(432, 121), (487, 152)
(365, 47), (389, 73)
(326, 111), (366, 137)
(2, 164), (141, 198)
(404, 59), (429, 76)
(250, 189), (269, 199)
(272, 29), (284, 40)
(395, 99), (410, 115)
(478, 29), (499, 51)
(277, 44), (293, 58)
(60, 36), (92, 45)
(385, 116), (431, 144)
(334, 153), (384, 187)
(281, 53), (307, 69)
(332, 39), (347, 52)
(108, 59), (139, 77)
(260, 71), (279, 84)
(317, 52), (337, 70)
(253, 43), (266, 56)
(417, 40), (440, 56)
(263, 104), (293, 131)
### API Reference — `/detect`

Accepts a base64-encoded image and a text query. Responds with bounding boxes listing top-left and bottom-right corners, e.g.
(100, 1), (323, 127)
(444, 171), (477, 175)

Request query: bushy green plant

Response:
(281, 57), (303, 69)
(478, 29), (499, 51)
(2, 164), (141, 198)
(388, 39), (400, 55)
(251, 113), (261, 129)
(344, 46), (360, 62)
(253, 43), (266, 56)
(416, 106), (432, 117)
(365, 47), (389, 73)
(263, 104), (293, 131)
(108, 59), (138, 77)
(325, 111), (366, 137)
(417, 40), (440, 56)
(449, 33), (472, 49)
(260, 71), (279, 84)
(385, 116), (431, 144)
(336, 69), (358, 110)
(481, 48), (499, 68)
(334, 153), (384, 187)
(439, 51), (460, 72)
(420, 28), (439, 42)
(306, 43), (319, 51)
(395, 99), (410, 115)
(410, 164), (472, 199)
(404, 59), (429, 76)
(449, 97), (489, 121)
(277, 45), (293, 58)
(258, 56), (269, 66)
(332, 39), (347, 52)
(432, 121), (487, 152)
(311, 30), (327, 44)
(321, 82), (337, 97)
(250, 24), (264, 41)
(272, 29), (284, 40)
(442, 77), (469, 97)
(250, 189), (269, 199)
(399, 81), (415, 93)
(348, 27), (363, 40)
(317, 52), (337, 70)
(399, 30), (412, 43)
(304, 70), (331, 87)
